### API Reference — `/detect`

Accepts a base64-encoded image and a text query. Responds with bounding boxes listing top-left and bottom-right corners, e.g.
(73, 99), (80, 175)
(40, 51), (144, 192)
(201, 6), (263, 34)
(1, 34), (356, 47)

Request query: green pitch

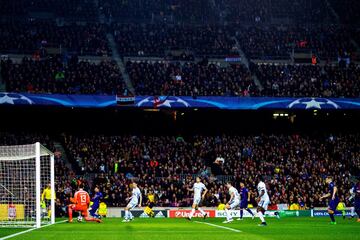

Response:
(1, 217), (359, 240)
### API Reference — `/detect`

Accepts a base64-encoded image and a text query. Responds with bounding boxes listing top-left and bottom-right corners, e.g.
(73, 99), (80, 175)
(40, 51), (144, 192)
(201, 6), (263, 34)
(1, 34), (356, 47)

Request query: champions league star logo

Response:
(137, 96), (190, 108)
(287, 98), (339, 109)
(0, 93), (33, 105)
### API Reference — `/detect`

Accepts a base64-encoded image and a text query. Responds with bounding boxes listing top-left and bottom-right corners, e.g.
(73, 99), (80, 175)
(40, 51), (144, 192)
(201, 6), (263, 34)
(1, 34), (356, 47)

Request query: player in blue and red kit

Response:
(237, 182), (254, 220)
(319, 177), (339, 225)
(89, 187), (103, 219)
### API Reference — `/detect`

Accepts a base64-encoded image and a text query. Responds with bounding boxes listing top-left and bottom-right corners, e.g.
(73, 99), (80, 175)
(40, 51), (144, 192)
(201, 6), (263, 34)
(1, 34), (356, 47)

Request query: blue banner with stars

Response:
(1, 92), (360, 110)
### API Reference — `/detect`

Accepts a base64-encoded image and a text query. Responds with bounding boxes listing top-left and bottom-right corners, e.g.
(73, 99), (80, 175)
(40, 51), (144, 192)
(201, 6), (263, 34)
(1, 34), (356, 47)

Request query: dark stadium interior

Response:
(2, 106), (360, 135)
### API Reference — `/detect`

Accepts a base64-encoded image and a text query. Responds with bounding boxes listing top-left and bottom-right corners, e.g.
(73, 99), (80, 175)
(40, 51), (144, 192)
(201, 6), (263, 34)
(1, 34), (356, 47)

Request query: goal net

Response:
(0, 142), (55, 228)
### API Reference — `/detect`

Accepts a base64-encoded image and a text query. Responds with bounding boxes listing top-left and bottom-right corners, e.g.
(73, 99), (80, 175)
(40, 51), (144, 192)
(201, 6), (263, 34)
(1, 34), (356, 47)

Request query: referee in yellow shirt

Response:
(41, 183), (55, 218)
(144, 190), (156, 217)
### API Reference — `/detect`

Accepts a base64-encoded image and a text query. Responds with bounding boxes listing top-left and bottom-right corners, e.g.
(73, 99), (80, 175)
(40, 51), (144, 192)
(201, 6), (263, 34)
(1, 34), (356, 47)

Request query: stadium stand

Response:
(253, 62), (360, 98)
(236, 25), (356, 60)
(112, 24), (236, 57)
(1, 56), (125, 94)
(61, 134), (357, 208)
(126, 60), (257, 96)
(0, 20), (110, 56)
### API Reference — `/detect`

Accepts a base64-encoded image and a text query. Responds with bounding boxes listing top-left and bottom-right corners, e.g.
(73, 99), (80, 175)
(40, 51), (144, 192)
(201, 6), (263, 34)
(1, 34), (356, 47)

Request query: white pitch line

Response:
(194, 221), (242, 233)
(0, 220), (68, 240)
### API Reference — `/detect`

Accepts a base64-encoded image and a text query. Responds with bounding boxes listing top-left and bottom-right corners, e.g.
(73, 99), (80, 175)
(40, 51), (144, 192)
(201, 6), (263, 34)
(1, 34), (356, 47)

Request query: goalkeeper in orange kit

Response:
(68, 184), (102, 223)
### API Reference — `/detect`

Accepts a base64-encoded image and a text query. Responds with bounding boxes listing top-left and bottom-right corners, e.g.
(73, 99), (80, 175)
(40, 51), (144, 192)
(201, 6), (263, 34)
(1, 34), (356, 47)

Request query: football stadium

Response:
(0, 1), (359, 240)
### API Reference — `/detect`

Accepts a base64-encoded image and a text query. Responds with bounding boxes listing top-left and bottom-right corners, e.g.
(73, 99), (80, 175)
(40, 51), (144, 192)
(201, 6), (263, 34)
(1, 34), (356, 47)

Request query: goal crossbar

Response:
(0, 144), (53, 161)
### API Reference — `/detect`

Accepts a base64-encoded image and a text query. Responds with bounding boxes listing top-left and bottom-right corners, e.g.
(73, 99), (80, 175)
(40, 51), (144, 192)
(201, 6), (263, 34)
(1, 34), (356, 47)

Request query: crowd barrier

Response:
(106, 207), (353, 218)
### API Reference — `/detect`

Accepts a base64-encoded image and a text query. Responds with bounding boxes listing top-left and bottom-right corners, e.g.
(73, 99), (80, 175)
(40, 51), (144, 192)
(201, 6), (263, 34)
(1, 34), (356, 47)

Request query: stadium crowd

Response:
(113, 24), (236, 57)
(61, 134), (358, 209)
(126, 60), (257, 96)
(253, 63), (360, 98)
(0, 0), (97, 20)
(0, 20), (110, 56)
(236, 25), (355, 60)
(1, 56), (125, 94)
(100, 0), (216, 23)
(218, 0), (333, 24)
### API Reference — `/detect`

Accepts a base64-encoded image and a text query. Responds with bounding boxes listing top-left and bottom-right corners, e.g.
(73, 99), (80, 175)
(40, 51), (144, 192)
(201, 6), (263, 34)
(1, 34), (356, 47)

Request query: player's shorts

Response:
(258, 198), (270, 210)
(229, 199), (240, 209)
(69, 204), (88, 217)
(148, 202), (154, 208)
(89, 204), (99, 214)
(328, 199), (340, 211)
(240, 201), (248, 209)
(126, 201), (138, 210)
(193, 197), (201, 206)
(44, 200), (51, 208)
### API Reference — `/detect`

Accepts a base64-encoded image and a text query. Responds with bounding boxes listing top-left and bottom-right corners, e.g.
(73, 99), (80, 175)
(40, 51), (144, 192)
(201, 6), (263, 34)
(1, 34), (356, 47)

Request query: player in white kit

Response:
(123, 182), (142, 222)
(187, 177), (208, 220)
(223, 182), (240, 223)
(257, 177), (271, 226)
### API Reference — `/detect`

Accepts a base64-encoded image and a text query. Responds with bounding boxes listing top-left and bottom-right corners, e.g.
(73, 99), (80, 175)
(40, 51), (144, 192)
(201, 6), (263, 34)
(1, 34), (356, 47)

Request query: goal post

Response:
(0, 142), (55, 228)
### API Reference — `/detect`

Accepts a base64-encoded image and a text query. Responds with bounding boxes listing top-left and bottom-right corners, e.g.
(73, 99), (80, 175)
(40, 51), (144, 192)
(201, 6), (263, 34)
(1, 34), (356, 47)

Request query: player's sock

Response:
(198, 208), (206, 216)
(329, 213), (335, 222)
(189, 208), (195, 219)
(225, 208), (232, 221)
(258, 212), (266, 223)
(124, 210), (129, 219)
(68, 207), (73, 221)
(246, 208), (254, 216)
(85, 216), (101, 222)
(356, 210), (360, 218)
(240, 209), (243, 219)
(350, 207), (355, 217)
(48, 210), (51, 218)
(129, 211), (134, 219)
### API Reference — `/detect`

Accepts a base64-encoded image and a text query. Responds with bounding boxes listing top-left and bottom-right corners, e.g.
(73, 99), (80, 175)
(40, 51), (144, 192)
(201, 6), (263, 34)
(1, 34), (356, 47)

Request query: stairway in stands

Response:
(54, 141), (73, 172)
(0, 63), (5, 92)
(106, 33), (135, 94)
(232, 37), (263, 92)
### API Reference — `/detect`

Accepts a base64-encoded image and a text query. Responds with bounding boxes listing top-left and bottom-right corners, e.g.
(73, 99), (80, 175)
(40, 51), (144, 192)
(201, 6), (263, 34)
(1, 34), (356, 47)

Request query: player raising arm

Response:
(186, 177), (208, 220)
(223, 182), (240, 223)
(123, 182), (142, 222)
(319, 176), (339, 225)
(68, 184), (101, 223)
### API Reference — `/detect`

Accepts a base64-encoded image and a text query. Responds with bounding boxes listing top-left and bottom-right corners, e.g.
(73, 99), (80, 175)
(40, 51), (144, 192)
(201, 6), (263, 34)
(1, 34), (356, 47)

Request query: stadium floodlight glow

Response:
(273, 113), (279, 117)
(0, 143), (55, 228)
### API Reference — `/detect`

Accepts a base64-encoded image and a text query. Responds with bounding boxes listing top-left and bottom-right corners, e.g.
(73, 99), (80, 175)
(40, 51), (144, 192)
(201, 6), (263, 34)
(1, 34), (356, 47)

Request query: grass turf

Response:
(0, 217), (359, 240)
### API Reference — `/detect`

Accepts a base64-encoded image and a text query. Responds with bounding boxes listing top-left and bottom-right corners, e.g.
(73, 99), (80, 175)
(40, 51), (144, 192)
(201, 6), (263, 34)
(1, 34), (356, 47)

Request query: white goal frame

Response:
(0, 142), (55, 228)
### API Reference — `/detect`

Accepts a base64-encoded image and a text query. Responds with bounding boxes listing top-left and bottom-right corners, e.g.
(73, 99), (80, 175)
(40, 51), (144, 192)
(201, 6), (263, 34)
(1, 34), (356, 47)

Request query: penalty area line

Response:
(194, 221), (242, 233)
(0, 220), (68, 240)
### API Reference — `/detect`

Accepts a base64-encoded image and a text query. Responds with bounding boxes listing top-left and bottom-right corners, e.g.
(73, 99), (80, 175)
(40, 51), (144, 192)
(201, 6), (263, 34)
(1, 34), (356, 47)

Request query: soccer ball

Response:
(77, 216), (83, 222)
